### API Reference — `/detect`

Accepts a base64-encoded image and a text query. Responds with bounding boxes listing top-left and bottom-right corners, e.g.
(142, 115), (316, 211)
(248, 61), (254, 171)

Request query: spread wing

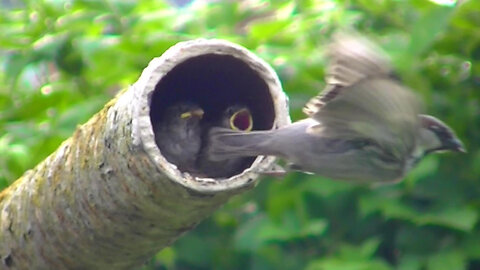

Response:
(307, 78), (422, 156)
(303, 32), (394, 118)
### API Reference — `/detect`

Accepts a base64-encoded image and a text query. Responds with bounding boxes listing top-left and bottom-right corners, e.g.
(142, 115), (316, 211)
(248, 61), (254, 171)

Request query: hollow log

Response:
(0, 39), (290, 269)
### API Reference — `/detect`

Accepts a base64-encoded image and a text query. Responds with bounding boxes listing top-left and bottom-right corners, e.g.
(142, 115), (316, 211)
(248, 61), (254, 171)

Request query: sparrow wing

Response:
(303, 32), (394, 118)
(308, 78), (422, 157)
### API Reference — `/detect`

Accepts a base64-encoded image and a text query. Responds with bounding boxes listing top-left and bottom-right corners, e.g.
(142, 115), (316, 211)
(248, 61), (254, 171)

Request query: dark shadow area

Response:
(149, 54), (276, 177)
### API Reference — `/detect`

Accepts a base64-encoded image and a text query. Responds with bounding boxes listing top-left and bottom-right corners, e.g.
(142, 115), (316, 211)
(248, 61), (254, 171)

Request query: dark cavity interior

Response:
(150, 54), (276, 178)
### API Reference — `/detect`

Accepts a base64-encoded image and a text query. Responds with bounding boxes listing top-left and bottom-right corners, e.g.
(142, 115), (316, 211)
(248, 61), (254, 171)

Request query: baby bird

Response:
(197, 105), (253, 178)
(155, 102), (204, 173)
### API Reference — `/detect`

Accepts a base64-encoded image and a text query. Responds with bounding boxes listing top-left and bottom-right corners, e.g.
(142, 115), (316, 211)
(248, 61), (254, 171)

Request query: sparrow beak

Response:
(230, 109), (253, 131)
(450, 138), (466, 153)
(181, 108), (204, 119)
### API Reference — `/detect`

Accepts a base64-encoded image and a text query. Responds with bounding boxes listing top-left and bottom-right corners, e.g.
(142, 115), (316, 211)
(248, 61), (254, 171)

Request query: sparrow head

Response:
(419, 114), (466, 154)
(223, 106), (253, 131)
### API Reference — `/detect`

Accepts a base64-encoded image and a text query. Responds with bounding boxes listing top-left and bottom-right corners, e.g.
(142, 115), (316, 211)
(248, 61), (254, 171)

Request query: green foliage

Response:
(1, 0), (479, 269)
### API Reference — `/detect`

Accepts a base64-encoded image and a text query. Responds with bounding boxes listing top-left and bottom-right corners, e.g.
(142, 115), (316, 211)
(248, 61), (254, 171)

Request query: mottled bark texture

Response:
(0, 39), (290, 269)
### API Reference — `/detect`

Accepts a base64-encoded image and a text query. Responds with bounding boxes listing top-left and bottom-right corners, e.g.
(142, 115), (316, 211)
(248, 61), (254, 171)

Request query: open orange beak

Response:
(229, 109), (253, 131)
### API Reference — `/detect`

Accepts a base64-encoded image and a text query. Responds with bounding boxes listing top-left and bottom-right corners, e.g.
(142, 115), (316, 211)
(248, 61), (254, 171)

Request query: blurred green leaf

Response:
(174, 234), (212, 267)
(306, 259), (392, 270)
(397, 254), (423, 270)
(1, 0), (479, 269)
(427, 250), (466, 270)
(360, 195), (478, 231)
(234, 215), (269, 252)
(417, 207), (478, 232)
(337, 238), (381, 260)
(235, 213), (327, 252)
(404, 156), (439, 185)
(407, 6), (454, 57)
(300, 177), (355, 197)
(461, 232), (480, 259)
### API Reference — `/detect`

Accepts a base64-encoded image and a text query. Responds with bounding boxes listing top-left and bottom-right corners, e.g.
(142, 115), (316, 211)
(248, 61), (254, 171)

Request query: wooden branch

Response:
(0, 39), (290, 269)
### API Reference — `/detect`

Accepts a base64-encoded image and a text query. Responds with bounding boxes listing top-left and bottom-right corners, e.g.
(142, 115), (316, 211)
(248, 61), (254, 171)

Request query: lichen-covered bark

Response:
(0, 39), (289, 270)
(0, 91), (225, 269)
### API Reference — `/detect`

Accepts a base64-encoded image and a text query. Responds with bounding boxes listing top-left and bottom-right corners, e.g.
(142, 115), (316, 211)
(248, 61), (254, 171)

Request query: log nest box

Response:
(137, 39), (291, 193)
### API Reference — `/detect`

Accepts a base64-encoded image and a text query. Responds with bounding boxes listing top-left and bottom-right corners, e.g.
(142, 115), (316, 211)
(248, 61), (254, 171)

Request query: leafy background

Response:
(1, 0), (479, 269)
